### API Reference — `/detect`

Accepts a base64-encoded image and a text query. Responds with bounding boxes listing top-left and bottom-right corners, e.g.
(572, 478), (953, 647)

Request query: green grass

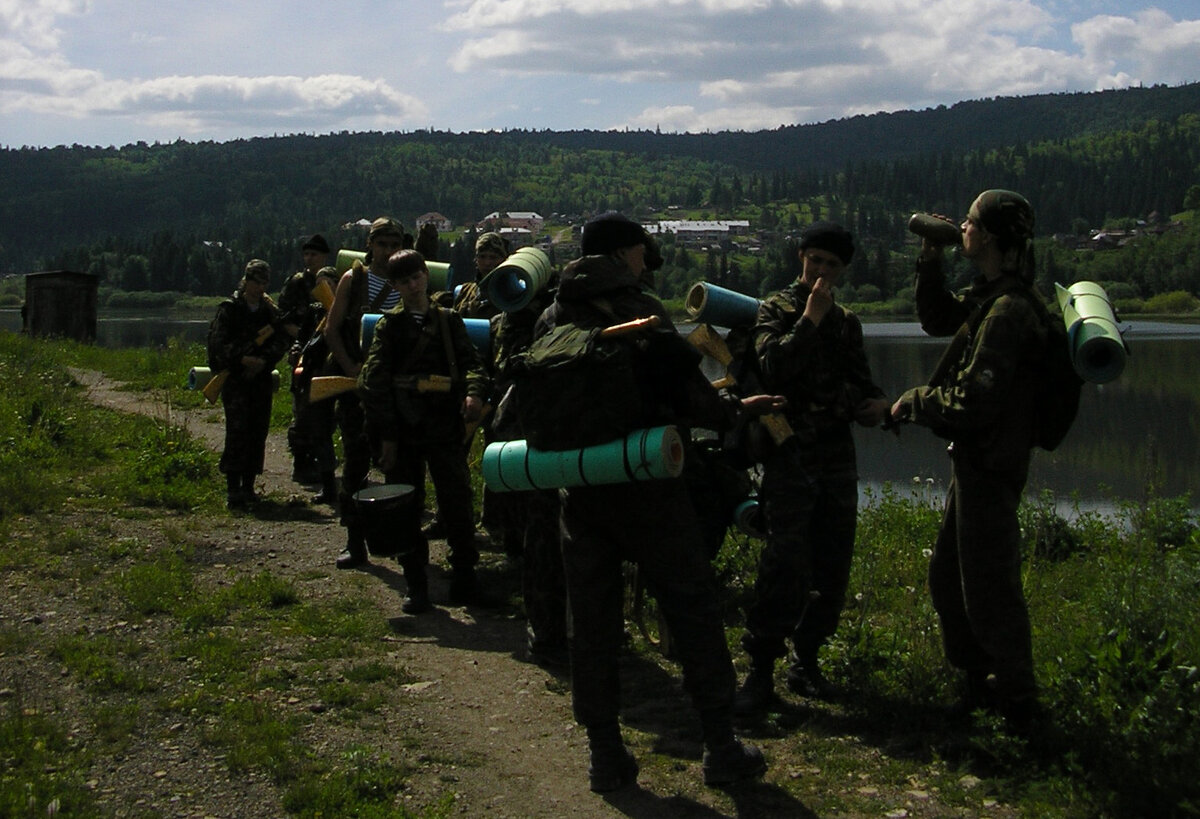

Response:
(1, 330), (1198, 816)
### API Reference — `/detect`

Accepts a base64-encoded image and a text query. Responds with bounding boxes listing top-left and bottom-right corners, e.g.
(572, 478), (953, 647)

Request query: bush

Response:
(1019, 489), (1086, 560)
(1143, 290), (1200, 313)
(105, 290), (187, 309)
(855, 283), (882, 303)
(1099, 280), (1140, 300)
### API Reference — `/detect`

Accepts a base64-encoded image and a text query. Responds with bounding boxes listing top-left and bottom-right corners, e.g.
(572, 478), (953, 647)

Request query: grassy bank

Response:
(0, 331), (1197, 817)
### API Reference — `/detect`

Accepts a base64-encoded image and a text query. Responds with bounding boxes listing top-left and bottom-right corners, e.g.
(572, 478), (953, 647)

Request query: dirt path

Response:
(67, 370), (751, 818)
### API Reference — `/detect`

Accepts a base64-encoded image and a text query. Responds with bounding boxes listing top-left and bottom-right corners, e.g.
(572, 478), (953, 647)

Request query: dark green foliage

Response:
(1020, 490), (1086, 560)
(4, 83), (1200, 309)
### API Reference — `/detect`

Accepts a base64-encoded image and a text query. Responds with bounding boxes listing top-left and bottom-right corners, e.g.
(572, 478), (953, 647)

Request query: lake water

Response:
(859, 320), (1197, 508)
(2, 309), (1195, 506)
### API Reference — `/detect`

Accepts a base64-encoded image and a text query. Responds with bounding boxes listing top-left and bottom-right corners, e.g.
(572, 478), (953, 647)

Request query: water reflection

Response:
(860, 321), (1198, 505)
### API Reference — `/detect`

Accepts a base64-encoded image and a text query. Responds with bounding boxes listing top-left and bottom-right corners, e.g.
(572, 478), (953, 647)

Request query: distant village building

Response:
(23, 270), (98, 342)
(416, 212), (453, 232)
(497, 227), (533, 248)
(647, 220), (752, 249)
(478, 211), (545, 234)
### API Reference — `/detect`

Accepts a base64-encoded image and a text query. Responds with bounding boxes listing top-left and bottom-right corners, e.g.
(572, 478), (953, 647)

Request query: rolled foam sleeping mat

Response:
(684, 281), (762, 328)
(482, 425), (686, 492)
(1055, 281), (1129, 384)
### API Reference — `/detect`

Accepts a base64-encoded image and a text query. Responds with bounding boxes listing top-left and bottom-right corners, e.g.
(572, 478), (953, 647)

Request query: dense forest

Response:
(1, 83), (1198, 305)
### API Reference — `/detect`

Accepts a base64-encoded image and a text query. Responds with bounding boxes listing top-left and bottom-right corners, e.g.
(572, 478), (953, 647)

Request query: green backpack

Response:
(513, 321), (646, 451)
(1024, 292), (1083, 451)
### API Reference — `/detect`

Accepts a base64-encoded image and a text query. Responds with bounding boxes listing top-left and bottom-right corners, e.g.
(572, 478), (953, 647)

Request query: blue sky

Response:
(1, 0), (1197, 148)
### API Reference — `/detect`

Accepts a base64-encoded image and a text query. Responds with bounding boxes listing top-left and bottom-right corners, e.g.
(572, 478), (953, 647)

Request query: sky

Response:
(1, 0), (1198, 149)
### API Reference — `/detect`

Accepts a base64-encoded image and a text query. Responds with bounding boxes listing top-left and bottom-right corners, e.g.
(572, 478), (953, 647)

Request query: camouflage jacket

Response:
(535, 254), (735, 433)
(358, 304), (490, 444)
(276, 269), (324, 343)
(754, 280), (883, 436)
(896, 255), (1044, 474)
(206, 292), (289, 379)
(452, 279), (500, 321)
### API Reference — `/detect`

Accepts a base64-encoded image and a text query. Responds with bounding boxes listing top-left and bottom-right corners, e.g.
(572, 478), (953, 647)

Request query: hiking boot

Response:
(447, 569), (498, 607)
(336, 535), (368, 570)
(291, 463), (320, 484)
(226, 492), (248, 511)
(312, 473), (339, 505)
(335, 549), (368, 570)
(588, 743), (639, 792)
(951, 670), (999, 717)
(400, 564), (431, 614)
(702, 739), (766, 786)
(733, 669), (776, 716)
(240, 473), (258, 503)
(526, 640), (570, 669)
(998, 696), (1043, 737)
(785, 661), (838, 701)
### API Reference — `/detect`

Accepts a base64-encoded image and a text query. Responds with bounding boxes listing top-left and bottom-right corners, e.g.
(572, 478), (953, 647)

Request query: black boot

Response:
(448, 567), (497, 607)
(336, 529), (369, 569)
(225, 473), (246, 510)
(702, 738), (767, 786)
(291, 455), (320, 484)
(586, 723), (638, 793)
(241, 472), (258, 503)
(785, 648), (837, 701)
(312, 471), (338, 505)
(733, 657), (776, 716)
(401, 563), (432, 614)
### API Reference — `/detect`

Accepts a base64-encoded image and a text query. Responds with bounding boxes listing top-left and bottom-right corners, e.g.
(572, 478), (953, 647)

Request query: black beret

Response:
(302, 233), (330, 253)
(799, 221), (855, 265)
(581, 211), (649, 257)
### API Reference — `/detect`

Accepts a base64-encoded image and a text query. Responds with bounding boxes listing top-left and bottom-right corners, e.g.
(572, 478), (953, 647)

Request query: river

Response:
(2, 309), (1195, 506)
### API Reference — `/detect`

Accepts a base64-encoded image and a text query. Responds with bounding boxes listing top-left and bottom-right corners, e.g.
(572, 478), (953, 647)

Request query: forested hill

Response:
(526, 83), (1200, 170)
(1, 82), (1198, 290)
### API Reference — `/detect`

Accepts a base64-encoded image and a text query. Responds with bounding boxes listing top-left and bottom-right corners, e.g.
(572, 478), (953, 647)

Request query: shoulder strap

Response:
(435, 306), (460, 382)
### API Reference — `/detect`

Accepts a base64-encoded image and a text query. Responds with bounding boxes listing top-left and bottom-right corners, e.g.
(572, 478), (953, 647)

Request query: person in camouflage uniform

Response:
(325, 218), (404, 569)
(490, 281), (568, 666)
(359, 249), (492, 613)
(207, 259), (292, 509)
(453, 231), (509, 319)
(736, 221), (890, 714)
(535, 211), (772, 793)
(423, 231), (511, 543)
(277, 233), (331, 485)
(890, 190), (1044, 731)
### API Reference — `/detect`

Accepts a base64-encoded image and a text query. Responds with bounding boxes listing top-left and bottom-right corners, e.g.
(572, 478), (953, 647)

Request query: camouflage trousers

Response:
(519, 489), (567, 652)
(560, 479), (736, 729)
(218, 372), (273, 476)
(741, 447), (858, 663)
(930, 449), (1036, 703)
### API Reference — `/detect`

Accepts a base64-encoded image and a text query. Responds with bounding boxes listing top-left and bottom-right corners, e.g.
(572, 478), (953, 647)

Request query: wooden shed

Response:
(23, 270), (99, 342)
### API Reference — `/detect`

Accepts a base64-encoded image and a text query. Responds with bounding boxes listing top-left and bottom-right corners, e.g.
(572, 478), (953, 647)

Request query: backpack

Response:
(513, 321), (646, 451)
(964, 288), (1081, 451)
(1023, 292), (1083, 451)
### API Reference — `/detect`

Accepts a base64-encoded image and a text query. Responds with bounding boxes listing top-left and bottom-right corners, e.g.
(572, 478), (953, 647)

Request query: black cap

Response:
(581, 212), (648, 256)
(302, 233), (330, 253)
(799, 221), (854, 265)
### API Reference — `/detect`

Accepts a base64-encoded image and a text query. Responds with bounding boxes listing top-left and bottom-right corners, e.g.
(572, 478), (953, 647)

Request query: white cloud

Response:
(445, 0), (1199, 129)
(0, 0), (428, 139)
(0, 0), (1197, 143)
(0, 0), (89, 50)
(1073, 9), (1200, 84)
